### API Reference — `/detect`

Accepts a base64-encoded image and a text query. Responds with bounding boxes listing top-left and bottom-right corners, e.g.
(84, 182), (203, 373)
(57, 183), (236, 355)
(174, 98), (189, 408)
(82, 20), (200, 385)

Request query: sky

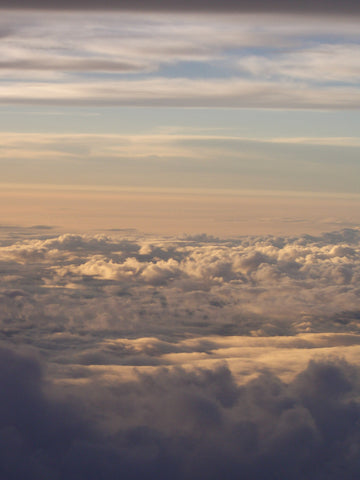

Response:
(1, 2), (360, 479)
(1, 3), (360, 233)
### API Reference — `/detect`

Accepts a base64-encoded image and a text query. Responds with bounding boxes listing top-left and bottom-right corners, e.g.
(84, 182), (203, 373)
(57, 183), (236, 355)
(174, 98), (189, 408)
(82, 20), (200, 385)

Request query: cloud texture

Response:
(2, 345), (360, 479)
(1, 227), (360, 371)
(0, 12), (359, 109)
(1, 226), (360, 477)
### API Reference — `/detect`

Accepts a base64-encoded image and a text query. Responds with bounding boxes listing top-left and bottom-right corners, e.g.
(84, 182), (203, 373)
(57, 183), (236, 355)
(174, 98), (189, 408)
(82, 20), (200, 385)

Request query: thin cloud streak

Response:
(1, 78), (360, 109)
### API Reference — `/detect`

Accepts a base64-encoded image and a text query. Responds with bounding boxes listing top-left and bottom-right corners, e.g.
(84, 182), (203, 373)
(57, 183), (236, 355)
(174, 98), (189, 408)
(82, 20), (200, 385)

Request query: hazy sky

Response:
(0, 8), (360, 201)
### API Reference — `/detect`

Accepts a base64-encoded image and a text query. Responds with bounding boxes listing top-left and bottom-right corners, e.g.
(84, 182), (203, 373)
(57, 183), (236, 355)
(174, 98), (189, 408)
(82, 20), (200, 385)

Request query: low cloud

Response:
(2, 227), (360, 477)
(1, 227), (360, 373)
(1, 344), (360, 479)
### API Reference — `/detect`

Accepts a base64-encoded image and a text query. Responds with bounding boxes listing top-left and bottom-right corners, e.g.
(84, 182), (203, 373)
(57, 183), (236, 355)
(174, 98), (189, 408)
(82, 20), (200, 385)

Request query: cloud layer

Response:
(2, 226), (360, 477)
(2, 345), (360, 479)
(1, 227), (360, 376)
(0, 12), (359, 109)
(2, 132), (360, 195)
(1, 0), (360, 14)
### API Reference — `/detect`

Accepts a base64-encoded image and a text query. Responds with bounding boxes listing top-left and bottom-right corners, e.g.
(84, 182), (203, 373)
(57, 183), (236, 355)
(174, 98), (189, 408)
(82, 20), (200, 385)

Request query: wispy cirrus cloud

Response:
(1, 132), (360, 195)
(0, 13), (360, 109)
(2, 77), (360, 109)
(238, 44), (360, 84)
(1, 131), (360, 159)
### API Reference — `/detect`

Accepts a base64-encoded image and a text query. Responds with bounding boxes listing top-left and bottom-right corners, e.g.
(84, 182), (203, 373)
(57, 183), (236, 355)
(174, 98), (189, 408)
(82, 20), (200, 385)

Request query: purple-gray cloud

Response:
(1, 344), (360, 479)
(0, 0), (359, 14)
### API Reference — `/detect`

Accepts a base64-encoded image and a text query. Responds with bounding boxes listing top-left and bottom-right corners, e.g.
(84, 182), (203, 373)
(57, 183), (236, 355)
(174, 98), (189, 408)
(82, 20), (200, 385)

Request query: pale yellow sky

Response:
(2, 184), (360, 236)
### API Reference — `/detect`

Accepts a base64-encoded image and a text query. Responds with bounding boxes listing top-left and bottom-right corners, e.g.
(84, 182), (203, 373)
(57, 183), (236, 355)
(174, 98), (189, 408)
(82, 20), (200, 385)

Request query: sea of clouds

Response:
(1, 226), (360, 479)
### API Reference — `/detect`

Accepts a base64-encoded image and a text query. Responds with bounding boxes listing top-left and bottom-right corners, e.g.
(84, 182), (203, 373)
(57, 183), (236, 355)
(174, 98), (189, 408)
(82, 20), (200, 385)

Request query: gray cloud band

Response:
(0, 0), (359, 13)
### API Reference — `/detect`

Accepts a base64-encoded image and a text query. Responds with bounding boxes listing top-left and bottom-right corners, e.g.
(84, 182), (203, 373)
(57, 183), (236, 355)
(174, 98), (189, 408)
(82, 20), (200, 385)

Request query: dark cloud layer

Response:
(2, 345), (360, 479)
(0, 0), (359, 13)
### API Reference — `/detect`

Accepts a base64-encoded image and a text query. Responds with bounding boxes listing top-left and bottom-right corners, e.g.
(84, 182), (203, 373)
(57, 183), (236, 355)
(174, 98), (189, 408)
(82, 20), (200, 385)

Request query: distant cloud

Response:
(1, 78), (360, 109)
(1, 228), (360, 372)
(238, 44), (360, 84)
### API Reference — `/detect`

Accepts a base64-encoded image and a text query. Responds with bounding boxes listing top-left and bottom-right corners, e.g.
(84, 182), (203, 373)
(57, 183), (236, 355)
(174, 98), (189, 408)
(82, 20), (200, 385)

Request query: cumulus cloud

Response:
(1, 227), (360, 375)
(2, 227), (360, 477)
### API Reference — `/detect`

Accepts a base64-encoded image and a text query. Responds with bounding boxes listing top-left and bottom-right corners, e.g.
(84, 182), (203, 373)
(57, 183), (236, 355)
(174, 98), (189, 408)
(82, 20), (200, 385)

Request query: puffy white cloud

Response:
(1, 227), (360, 378)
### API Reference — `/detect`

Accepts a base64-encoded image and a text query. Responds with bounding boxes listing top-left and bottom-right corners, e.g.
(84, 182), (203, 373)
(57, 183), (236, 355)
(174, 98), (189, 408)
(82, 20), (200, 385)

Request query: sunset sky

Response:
(1, 2), (360, 234)
(1, 2), (360, 479)
(1, 7), (360, 194)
